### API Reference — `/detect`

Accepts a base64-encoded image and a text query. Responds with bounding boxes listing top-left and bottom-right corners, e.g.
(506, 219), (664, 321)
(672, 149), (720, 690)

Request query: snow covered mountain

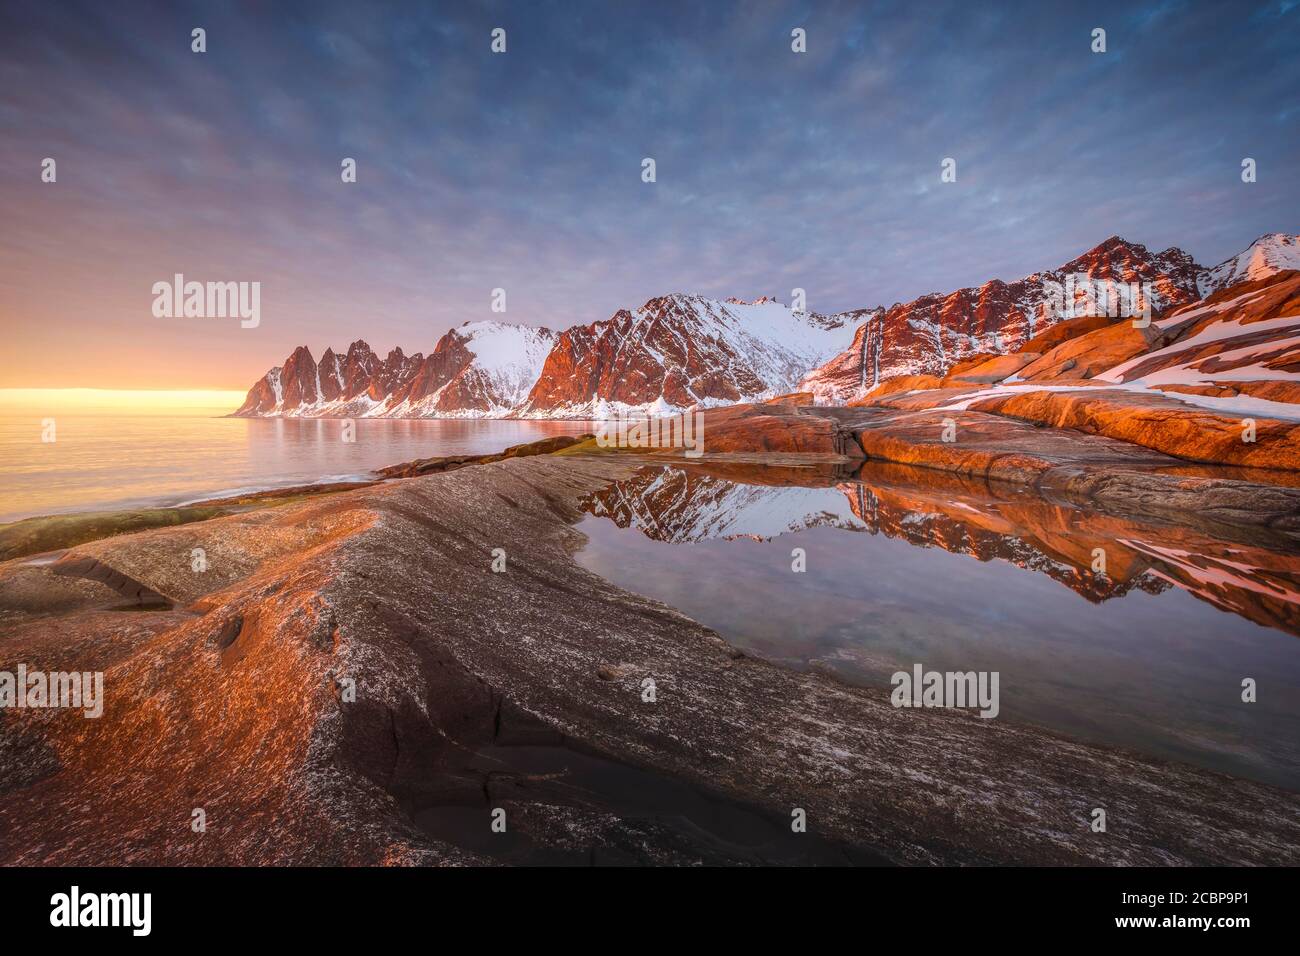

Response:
(384, 322), (557, 417)
(234, 231), (1298, 419)
(234, 321), (555, 418)
(800, 236), (1206, 403)
(1198, 233), (1300, 298)
(234, 295), (855, 419)
(801, 232), (1300, 404)
(518, 294), (857, 417)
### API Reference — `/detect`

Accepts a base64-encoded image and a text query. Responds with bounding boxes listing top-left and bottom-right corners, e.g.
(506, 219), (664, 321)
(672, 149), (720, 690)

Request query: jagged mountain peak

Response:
(800, 234), (1212, 403)
(519, 291), (856, 416)
(236, 322), (557, 419)
(235, 230), (1295, 420)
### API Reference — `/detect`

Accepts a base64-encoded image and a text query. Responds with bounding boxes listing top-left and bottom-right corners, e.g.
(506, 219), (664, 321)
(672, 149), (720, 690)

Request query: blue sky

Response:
(1, 0), (1297, 387)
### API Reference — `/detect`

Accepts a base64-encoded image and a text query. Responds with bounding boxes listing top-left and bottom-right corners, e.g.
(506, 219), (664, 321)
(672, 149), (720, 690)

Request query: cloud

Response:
(0, 0), (1295, 388)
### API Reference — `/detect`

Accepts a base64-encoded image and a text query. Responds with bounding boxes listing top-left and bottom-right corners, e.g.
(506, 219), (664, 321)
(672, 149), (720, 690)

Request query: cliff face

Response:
(800, 236), (1207, 402)
(518, 295), (856, 416)
(235, 340), (424, 417)
(234, 323), (553, 418)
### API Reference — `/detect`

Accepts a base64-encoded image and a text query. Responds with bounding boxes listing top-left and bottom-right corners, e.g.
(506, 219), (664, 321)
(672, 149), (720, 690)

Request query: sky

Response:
(1, 0), (1297, 390)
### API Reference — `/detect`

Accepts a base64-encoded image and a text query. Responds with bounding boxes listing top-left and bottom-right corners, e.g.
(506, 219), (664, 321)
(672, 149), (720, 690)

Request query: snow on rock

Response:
(517, 294), (858, 418)
(801, 236), (1206, 404)
(929, 273), (1300, 423)
(234, 324), (555, 419)
(1198, 233), (1300, 298)
(380, 322), (557, 418)
(235, 232), (1299, 419)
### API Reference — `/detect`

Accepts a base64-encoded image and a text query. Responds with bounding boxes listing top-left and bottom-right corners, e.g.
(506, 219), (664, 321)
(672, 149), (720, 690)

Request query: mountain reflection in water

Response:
(576, 461), (1300, 789)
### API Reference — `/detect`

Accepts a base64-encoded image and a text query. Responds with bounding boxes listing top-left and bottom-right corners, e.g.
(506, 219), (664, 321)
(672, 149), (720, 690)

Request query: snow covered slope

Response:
(235, 231), (1299, 419)
(518, 294), (858, 418)
(381, 321), (556, 417)
(1198, 233), (1300, 298)
(916, 272), (1300, 424)
(801, 233), (1300, 405)
(800, 236), (1205, 403)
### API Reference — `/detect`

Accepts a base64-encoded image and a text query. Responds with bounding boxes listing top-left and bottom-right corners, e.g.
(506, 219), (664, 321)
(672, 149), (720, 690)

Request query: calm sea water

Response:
(576, 464), (1300, 789)
(0, 414), (596, 523)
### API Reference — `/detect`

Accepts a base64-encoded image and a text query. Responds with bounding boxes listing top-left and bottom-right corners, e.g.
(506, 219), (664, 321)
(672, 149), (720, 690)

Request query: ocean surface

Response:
(0, 413), (596, 523)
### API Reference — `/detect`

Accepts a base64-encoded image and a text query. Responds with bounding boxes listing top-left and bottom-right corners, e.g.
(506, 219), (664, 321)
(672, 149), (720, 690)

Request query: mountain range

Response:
(234, 232), (1300, 418)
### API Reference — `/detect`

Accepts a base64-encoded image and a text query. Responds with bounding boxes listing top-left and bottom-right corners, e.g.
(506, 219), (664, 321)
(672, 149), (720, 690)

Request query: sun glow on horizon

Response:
(0, 388), (246, 416)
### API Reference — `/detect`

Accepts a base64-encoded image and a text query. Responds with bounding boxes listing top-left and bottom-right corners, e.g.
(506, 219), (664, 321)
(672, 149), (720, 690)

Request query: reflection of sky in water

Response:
(576, 467), (1300, 790)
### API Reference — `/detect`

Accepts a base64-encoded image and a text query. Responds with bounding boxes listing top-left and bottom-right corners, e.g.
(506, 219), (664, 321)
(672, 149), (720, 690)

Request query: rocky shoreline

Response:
(2, 407), (1299, 864)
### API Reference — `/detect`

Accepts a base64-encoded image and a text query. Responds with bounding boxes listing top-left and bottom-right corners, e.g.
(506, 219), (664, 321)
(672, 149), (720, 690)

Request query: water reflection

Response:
(577, 461), (1300, 788)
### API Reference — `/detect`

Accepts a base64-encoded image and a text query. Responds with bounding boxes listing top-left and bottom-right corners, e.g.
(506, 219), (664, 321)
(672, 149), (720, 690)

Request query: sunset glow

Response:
(0, 388), (246, 416)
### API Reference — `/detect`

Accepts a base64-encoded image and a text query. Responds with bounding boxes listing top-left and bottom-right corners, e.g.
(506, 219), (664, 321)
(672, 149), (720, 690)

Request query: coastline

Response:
(2, 408), (1299, 864)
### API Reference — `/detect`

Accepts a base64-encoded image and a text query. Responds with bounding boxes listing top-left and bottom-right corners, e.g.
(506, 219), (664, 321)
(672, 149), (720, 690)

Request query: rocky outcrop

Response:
(968, 388), (1300, 471)
(1016, 321), (1176, 382)
(375, 433), (593, 478)
(946, 353), (1039, 384)
(850, 406), (1179, 485)
(763, 391), (816, 406)
(688, 403), (864, 458)
(3, 455), (1298, 865)
(1015, 312), (1115, 354)
(1221, 380), (1300, 404)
